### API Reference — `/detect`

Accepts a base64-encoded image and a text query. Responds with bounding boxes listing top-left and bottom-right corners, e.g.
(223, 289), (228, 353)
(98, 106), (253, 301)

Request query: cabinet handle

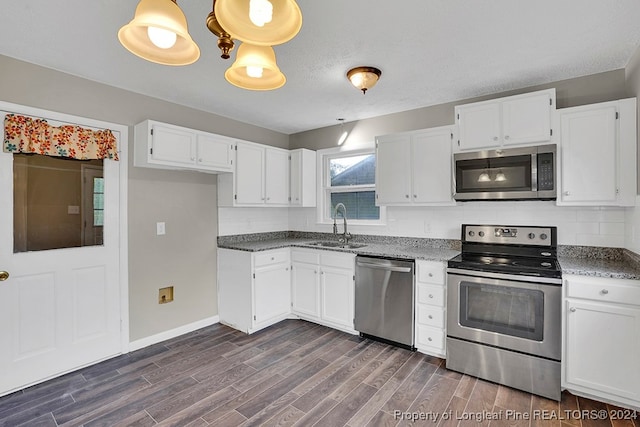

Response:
(271, 257), (275, 261)
(321, 271), (324, 275)
(570, 307), (576, 312)
(600, 289), (609, 295)
(413, 194), (417, 198)
(427, 337), (433, 342)
(405, 194), (409, 199)
(428, 273), (433, 277)
(504, 135), (510, 140)
(428, 294), (434, 299)
(428, 315), (433, 319)
(493, 136), (499, 141)
(314, 270), (317, 274)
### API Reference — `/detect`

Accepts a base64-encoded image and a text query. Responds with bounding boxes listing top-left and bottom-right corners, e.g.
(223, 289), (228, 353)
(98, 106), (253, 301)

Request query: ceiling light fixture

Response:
(347, 67), (382, 94)
(118, 0), (200, 66)
(224, 43), (286, 90)
(214, 0), (302, 46)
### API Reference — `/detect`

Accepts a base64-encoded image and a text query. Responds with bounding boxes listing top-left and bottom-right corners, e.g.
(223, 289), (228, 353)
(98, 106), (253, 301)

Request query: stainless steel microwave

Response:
(453, 144), (556, 201)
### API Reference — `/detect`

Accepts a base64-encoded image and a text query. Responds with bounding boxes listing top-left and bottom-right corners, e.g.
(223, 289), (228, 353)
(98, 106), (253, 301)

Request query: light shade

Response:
(118, 0), (200, 66)
(214, 0), (302, 46)
(347, 67), (382, 94)
(225, 43), (286, 90)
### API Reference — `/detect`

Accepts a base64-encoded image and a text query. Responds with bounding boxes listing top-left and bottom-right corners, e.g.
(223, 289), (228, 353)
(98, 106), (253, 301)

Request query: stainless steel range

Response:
(446, 224), (562, 401)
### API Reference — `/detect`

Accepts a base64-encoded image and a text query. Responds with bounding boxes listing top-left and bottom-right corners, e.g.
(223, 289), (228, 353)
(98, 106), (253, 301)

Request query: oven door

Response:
(447, 271), (561, 361)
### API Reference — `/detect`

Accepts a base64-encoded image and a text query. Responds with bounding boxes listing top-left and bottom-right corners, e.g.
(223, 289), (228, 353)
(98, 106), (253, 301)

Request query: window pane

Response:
(13, 154), (104, 252)
(330, 154), (375, 186)
(331, 191), (379, 220)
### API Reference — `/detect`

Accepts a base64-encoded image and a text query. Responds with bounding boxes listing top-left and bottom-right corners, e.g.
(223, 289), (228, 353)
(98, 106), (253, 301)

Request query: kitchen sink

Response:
(307, 241), (367, 249)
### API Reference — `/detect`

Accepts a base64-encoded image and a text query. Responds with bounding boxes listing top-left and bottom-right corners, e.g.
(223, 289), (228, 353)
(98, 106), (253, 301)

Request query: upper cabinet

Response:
(454, 89), (555, 151)
(557, 98), (636, 207)
(290, 149), (317, 207)
(134, 120), (234, 173)
(376, 126), (456, 206)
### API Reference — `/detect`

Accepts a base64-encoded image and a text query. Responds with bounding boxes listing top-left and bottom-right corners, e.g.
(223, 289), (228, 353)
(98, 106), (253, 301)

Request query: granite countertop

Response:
(217, 232), (461, 263)
(558, 246), (640, 280)
(218, 232), (640, 280)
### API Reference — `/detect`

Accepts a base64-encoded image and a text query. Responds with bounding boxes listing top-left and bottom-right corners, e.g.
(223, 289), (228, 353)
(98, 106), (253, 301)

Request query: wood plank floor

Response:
(0, 319), (637, 427)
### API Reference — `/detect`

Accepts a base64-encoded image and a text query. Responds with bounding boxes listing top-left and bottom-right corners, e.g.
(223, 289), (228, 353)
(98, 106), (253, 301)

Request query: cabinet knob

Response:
(428, 273), (433, 277)
(493, 136), (499, 141)
(570, 307), (576, 312)
(413, 194), (417, 198)
(563, 191), (570, 196)
(600, 289), (609, 295)
(427, 337), (433, 342)
(504, 135), (510, 140)
(198, 158), (203, 162)
(428, 294), (434, 299)
(321, 271), (324, 275)
(266, 197), (270, 201)
(405, 194), (409, 199)
(190, 157), (195, 161)
(428, 315), (433, 319)
(271, 257), (275, 261)
(314, 270), (317, 274)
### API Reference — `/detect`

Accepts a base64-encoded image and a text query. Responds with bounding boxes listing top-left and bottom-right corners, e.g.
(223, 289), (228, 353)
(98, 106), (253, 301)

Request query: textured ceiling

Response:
(1, 0), (640, 134)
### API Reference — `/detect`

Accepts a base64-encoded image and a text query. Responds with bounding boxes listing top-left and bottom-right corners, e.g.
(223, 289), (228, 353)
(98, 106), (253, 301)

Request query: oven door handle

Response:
(446, 267), (562, 285)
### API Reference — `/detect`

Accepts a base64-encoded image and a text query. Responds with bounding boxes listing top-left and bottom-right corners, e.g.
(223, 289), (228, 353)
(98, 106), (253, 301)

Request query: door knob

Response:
(0, 271), (9, 281)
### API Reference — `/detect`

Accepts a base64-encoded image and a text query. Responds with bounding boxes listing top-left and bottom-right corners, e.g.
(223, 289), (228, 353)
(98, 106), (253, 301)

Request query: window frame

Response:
(316, 147), (386, 226)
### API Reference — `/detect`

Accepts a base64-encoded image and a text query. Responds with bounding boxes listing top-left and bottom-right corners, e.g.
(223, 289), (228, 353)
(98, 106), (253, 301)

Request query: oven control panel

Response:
(463, 225), (554, 246)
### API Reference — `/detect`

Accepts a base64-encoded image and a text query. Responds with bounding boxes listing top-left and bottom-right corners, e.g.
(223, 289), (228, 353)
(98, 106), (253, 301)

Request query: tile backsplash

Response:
(220, 200), (637, 249)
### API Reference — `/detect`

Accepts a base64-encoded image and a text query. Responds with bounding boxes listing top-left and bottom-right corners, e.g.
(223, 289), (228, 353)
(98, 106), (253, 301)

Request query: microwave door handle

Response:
(531, 152), (538, 192)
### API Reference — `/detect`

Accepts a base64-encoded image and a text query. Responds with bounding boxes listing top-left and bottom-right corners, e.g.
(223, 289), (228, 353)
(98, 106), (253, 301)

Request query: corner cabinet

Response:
(218, 248), (291, 334)
(414, 260), (447, 357)
(290, 248), (357, 334)
(454, 89), (555, 151)
(563, 275), (640, 409)
(557, 98), (636, 206)
(134, 120), (234, 173)
(375, 126), (456, 206)
(218, 141), (290, 206)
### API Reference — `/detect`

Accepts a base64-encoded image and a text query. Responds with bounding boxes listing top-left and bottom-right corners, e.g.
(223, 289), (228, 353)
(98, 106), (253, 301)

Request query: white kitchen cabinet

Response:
(375, 126), (455, 206)
(219, 141), (291, 206)
(454, 89), (555, 151)
(290, 149), (317, 207)
(414, 260), (447, 357)
(217, 248), (291, 334)
(563, 275), (640, 408)
(290, 248), (356, 334)
(134, 120), (234, 173)
(557, 98), (636, 206)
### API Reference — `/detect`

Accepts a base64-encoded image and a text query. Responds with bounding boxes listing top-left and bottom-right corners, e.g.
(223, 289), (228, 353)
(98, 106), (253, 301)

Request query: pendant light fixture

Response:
(478, 170), (491, 182)
(347, 67), (382, 94)
(118, 0), (200, 66)
(224, 43), (286, 90)
(214, 0), (302, 46)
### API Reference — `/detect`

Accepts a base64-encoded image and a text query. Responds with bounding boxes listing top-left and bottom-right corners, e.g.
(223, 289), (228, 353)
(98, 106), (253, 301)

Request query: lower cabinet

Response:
(414, 260), (447, 357)
(218, 248), (291, 334)
(291, 248), (357, 334)
(563, 275), (640, 408)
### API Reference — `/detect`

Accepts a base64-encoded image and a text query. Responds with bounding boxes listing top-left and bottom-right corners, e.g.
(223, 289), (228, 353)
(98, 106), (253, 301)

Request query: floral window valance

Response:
(3, 114), (119, 160)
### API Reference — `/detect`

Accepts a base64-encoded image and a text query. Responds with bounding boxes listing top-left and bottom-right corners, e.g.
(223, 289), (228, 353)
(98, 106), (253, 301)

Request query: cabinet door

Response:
(411, 128), (454, 204)
(565, 298), (640, 400)
(196, 134), (234, 172)
(560, 106), (617, 204)
(235, 142), (265, 204)
(290, 150), (303, 206)
(291, 262), (320, 319)
(254, 263), (291, 327)
(150, 124), (196, 167)
(265, 148), (290, 205)
(456, 102), (501, 150)
(502, 92), (552, 146)
(320, 266), (354, 329)
(375, 134), (412, 204)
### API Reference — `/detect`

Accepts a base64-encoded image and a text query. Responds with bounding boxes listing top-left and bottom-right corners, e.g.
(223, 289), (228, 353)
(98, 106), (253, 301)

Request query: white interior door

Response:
(0, 105), (126, 396)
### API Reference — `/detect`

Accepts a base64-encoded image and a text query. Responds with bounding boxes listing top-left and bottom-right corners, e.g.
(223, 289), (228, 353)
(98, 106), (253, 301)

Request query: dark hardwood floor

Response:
(0, 319), (637, 427)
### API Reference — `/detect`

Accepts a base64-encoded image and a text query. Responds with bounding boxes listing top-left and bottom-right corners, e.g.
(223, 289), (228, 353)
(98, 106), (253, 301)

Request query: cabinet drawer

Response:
(320, 252), (355, 269)
(416, 260), (445, 285)
(566, 276), (640, 306)
(416, 283), (445, 307)
(416, 325), (445, 350)
(254, 249), (289, 268)
(291, 249), (320, 265)
(416, 305), (445, 328)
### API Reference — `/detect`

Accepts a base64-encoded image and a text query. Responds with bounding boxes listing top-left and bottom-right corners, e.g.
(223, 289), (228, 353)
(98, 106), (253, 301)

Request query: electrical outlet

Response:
(158, 286), (174, 304)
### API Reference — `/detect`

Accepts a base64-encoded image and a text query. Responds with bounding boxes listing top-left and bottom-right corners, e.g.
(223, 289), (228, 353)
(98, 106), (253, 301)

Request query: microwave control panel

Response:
(537, 153), (555, 191)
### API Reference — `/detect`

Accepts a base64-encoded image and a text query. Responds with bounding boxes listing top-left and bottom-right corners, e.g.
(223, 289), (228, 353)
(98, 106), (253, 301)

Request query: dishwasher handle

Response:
(356, 260), (412, 273)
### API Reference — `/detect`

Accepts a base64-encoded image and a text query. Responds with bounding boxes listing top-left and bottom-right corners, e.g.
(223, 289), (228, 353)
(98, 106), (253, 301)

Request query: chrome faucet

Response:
(333, 203), (352, 244)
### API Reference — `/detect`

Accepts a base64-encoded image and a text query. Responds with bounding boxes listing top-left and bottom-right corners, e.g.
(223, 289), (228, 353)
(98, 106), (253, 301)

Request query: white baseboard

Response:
(128, 315), (220, 352)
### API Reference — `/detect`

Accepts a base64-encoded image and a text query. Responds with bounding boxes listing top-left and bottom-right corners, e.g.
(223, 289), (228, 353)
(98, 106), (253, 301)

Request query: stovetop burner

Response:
(448, 224), (561, 280)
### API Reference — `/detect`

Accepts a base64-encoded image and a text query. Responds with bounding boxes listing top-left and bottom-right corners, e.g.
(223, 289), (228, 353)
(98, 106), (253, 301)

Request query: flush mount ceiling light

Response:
(214, 0), (302, 46)
(225, 43), (286, 90)
(347, 66), (382, 94)
(118, 0), (200, 66)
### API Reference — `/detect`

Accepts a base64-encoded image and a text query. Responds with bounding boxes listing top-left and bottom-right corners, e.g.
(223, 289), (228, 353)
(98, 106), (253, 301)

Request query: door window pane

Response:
(13, 154), (104, 253)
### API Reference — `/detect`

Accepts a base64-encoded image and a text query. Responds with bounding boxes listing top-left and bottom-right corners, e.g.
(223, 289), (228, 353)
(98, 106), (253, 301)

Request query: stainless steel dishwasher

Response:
(354, 256), (415, 349)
